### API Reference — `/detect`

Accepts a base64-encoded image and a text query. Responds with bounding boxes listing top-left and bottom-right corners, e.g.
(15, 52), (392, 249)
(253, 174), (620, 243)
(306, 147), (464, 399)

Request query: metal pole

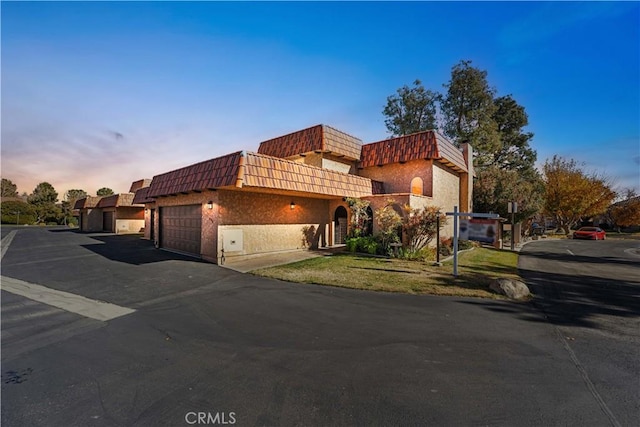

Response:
(436, 213), (440, 264)
(453, 206), (459, 278)
(511, 204), (515, 251)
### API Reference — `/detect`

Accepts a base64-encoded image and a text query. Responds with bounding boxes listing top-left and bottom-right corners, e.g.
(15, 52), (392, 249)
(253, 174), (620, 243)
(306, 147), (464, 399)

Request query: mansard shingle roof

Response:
(96, 193), (141, 208)
(147, 152), (243, 198)
(360, 130), (468, 172)
(240, 152), (373, 197)
(258, 124), (362, 161)
(132, 186), (155, 204)
(146, 151), (375, 199)
(74, 196), (102, 210)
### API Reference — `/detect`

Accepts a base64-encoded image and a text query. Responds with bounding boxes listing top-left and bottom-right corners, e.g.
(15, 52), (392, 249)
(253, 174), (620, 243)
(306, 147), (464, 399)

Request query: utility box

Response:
(223, 229), (243, 253)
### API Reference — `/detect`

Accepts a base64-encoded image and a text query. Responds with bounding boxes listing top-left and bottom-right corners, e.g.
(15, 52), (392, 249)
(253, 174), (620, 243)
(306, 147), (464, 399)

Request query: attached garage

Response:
(160, 205), (202, 256)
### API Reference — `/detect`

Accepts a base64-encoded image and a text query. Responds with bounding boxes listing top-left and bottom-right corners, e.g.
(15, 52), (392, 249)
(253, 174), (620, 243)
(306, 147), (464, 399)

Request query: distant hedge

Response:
(1, 200), (36, 225)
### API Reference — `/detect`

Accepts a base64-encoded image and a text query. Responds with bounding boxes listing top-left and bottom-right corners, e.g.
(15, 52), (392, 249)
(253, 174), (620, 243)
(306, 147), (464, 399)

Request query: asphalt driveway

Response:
(1, 227), (636, 426)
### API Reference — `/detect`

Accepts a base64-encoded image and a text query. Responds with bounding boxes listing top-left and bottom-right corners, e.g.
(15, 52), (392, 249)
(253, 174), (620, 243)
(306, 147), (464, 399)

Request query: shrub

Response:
(375, 199), (403, 253)
(402, 205), (446, 252)
(439, 238), (476, 256)
(346, 236), (379, 255)
(1, 200), (37, 225)
(398, 246), (436, 262)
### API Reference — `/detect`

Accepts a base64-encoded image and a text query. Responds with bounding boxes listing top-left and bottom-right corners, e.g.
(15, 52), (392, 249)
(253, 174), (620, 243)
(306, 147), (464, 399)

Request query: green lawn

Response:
(252, 247), (520, 299)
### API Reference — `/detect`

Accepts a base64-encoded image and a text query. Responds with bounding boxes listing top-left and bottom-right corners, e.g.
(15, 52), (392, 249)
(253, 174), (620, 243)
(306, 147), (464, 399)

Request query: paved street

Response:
(519, 238), (640, 427)
(1, 227), (638, 426)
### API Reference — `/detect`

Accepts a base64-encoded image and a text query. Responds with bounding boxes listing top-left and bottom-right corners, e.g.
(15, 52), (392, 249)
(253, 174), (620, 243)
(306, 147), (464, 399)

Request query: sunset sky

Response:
(2, 1), (638, 198)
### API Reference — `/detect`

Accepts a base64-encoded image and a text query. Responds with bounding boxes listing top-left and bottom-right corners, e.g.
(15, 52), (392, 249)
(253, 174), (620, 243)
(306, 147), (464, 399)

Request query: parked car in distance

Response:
(573, 227), (606, 240)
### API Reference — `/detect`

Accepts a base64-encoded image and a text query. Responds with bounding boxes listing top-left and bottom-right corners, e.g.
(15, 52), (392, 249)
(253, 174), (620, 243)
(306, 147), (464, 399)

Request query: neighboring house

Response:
(74, 196), (103, 232)
(75, 181), (147, 233)
(137, 124), (473, 263)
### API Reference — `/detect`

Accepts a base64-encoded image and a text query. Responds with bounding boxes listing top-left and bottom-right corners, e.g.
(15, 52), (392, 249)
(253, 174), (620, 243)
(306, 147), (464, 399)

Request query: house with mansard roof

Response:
(135, 124), (473, 263)
(74, 180), (148, 233)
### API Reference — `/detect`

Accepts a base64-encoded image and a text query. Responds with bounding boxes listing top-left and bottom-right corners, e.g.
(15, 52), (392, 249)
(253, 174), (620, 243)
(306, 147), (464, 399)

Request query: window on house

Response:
(411, 177), (423, 195)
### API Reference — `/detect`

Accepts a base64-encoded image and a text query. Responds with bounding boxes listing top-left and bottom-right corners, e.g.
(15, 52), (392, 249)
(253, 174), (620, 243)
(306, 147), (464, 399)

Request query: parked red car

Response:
(573, 227), (606, 240)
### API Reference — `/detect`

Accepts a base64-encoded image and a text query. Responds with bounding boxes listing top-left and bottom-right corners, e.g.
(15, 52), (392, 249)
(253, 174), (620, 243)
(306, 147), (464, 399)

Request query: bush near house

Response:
(346, 236), (379, 255)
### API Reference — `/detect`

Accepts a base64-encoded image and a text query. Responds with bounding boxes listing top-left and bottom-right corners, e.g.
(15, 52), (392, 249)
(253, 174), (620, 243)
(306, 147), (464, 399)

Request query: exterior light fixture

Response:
(290, 201), (296, 210)
(206, 201), (213, 209)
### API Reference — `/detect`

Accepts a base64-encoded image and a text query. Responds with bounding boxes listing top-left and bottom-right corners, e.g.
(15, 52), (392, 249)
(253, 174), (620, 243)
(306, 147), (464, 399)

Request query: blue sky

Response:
(2, 1), (639, 197)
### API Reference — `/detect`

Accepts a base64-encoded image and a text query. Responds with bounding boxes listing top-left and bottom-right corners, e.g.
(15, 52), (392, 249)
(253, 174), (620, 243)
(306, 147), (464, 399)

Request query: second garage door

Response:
(103, 211), (115, 232)
(160, 205), (202, 256)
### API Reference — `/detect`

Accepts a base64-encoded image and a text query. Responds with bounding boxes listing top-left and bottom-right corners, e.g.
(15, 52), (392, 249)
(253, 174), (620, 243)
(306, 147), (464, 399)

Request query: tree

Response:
(490, 95), (537, 172)
(97, 187), (115, 196)
(383, 79), (438, 136)
(375, 199), (403, 254)
(401, 205), (446, 252)
(609, 197), (640, 231)
(27, 182), (59, 224)
(543, 156), (616, 234)
(473, 166), (545, 232)
(0, 200), (36, 224)
(59, 189), (88, 226)
(345, 197), (372, 237)
(441, 60), (500, 168)
(1, 178), (18, 198)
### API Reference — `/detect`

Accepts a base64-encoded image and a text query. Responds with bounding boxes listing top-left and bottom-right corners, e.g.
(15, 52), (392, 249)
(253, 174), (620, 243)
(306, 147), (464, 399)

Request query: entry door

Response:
(160, 205), (202, 256)
(334, 206), (348, 245)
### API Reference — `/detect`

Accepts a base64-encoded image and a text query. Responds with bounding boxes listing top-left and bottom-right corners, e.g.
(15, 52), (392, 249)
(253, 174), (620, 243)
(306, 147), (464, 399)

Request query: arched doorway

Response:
(334, 206), (348, 245)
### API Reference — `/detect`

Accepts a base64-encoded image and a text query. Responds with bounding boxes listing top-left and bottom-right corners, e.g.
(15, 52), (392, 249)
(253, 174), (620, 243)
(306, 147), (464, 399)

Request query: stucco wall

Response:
(115, 207), (144, 220)
(432, 163), (460, 238)
(142, 204), (156, 240)
(217, 190), (330, 258)
(115, 219), (145, 234)
(218, 191), (329, 225)
(358, 159), (434, 196)
(218, 224), (321, 258)
(81, 209), (103, 232)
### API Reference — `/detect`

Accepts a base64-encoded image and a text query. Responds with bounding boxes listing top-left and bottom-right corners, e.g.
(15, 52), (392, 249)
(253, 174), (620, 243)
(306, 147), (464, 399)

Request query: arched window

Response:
(411, 177), (423, 195)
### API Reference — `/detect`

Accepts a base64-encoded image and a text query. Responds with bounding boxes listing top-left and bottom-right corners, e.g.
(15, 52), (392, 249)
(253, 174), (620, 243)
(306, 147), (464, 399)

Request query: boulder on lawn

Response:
(490, 278), (531, 300)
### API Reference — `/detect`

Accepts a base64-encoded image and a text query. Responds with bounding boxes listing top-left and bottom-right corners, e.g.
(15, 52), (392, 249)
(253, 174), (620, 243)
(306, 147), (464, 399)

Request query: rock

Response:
(490, 278), (531, 300)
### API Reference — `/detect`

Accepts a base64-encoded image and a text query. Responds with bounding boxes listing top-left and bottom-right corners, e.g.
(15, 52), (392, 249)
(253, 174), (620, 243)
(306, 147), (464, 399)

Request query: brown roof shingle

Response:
(74, 196), (102, 210)
(147, 152), (242, 198)
(258, 124), (362, 161)
(360, 130), (467, 172)
(129, 179), (152, 193)
(96, 193), (141, 208)
(240, 152), (373, 198)
(132, 186), (154, 204)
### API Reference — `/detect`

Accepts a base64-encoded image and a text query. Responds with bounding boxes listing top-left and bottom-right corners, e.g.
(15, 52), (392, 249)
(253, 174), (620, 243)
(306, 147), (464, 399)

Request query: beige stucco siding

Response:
(115, 219), (145, 234)
(218, 191), (329, 225)
(217, 190), (330, 258)
(432, 163), (460, 237)
(81, 209), (103, 232)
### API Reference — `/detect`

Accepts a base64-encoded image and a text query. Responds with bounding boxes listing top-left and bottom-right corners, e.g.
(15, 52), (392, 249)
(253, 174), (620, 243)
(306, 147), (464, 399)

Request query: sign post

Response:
(446, 207), (500, 278)
(508, 202), (518, 251)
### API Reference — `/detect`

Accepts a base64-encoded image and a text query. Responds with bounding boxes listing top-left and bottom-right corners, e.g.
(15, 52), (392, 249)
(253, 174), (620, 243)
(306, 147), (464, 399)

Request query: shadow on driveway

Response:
(80, 234), (207, 266)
